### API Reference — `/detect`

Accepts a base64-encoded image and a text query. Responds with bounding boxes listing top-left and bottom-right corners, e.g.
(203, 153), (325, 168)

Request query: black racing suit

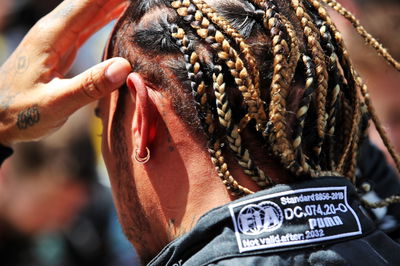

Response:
(149, 177), (400, 266)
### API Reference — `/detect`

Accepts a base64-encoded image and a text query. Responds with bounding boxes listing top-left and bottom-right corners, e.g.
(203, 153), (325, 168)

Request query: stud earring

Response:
(134, 147), (150, 164)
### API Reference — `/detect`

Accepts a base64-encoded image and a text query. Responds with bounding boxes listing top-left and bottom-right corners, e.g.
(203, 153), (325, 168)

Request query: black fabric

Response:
(149, 177), (400, 266)
(357, 139), (400, 215)
(0, 144), (12, 166)
(0, 218), (35, 266)
(357, 139), (400, 238)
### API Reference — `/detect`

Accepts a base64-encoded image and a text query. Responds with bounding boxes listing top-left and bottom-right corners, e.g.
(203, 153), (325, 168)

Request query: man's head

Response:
(99, 0), (385, 261)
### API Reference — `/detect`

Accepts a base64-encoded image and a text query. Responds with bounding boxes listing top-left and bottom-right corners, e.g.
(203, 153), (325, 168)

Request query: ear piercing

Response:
(134, 147), (150, 164)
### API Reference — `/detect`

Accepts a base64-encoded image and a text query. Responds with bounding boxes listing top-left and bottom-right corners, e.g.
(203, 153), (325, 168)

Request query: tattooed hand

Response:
(0, 0), (131, 145)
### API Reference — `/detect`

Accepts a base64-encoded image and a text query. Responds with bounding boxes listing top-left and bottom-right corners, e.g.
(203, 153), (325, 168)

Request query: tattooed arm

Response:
(0, 0), (132, 146)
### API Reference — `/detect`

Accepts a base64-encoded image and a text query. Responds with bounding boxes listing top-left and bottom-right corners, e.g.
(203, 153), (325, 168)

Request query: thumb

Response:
(57, 57), (131, 111)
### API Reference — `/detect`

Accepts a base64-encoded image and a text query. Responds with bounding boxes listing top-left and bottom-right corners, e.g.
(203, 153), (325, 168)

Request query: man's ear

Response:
(126, 73), (158, 158)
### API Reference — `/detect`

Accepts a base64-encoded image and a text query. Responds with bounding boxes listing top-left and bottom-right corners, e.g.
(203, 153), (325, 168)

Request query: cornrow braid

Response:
(338, 68), (362, 183)
(171, 0), (266, 130)
(280, 15), (301, 83)
(169, 0), (269, 195)
(336, 97), (355, 171)
(264, 1), (299, 174)
(307, 0), (358, 176)
(206, 111), (250, 195)
(317, 21), (342, 170)
(309, 0), (355, 97)
(209, 140), (254, 196)
(190, 0), (267, 127)
(292, 55), (316, 175)
(213, 64), (273, 187)
(170, 25), (247, 195)
(291, 0), (328, 164)
(348, 89), (362, 182)
(171, 16), (272, 190)
(171, 26), (207, 113)
(320, 0), (400, 71)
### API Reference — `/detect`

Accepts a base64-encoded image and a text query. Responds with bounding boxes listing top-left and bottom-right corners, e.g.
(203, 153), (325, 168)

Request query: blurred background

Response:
(0, 0), (398, 265)
(333, 0), (400, 168)
(0, 0), (139, 265)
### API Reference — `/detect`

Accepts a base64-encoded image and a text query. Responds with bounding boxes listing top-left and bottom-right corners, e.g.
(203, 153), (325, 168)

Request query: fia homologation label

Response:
(228, 186), (362, 253)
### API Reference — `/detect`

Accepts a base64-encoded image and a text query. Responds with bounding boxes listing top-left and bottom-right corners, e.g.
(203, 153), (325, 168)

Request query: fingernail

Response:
(105, 59), (130, 84)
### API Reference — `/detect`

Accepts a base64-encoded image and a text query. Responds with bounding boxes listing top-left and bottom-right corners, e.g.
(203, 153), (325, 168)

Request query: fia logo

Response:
(237, 201), (283, 235)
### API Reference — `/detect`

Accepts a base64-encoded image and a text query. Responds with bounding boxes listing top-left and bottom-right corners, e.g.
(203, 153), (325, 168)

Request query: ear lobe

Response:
(126, 73), (158, 158)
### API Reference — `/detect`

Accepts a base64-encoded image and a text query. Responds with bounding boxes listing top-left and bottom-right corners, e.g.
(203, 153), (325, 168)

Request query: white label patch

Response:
(229, 186), (362, 253)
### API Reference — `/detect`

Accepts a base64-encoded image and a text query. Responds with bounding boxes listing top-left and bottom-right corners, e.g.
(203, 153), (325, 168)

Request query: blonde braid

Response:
(363, 196), (400, 209)
(335, 97), (353, 170)
(317, 21), (342, 170)
(313, 0), (400, 178)
(171, 25), (247, 195)
(292, 0), (328, 161)
(171, 0), (264, 129)
(292, 55), (316, 175)
(282, 16), (301, 81)
(209, 139), (254, 196)
(249, 0), (301, 77)
(308, 0), (358, 174)
(264, 2), (298, 172)
(347, 78), (362, 182)
(171, 26), (207, 108)
(205, 107), (249, 195)
(170, 14), (260, 195)
(359, 77), (400, 175)
(213, 65), (273, 187)
(319, 0), (400, 71)
(309, 0), (354, 87)
(191, 0), (267, 126)
(337, 70), (361, 181)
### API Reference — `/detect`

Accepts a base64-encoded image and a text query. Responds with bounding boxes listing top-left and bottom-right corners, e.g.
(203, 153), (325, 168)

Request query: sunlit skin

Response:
(98, 72), (290, 260)
(99, 74), (233, 257)
(0, 0), (132, 146)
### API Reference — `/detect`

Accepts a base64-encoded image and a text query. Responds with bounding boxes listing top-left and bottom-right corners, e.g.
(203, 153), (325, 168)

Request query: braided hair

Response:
(107, 0), (400, 201)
